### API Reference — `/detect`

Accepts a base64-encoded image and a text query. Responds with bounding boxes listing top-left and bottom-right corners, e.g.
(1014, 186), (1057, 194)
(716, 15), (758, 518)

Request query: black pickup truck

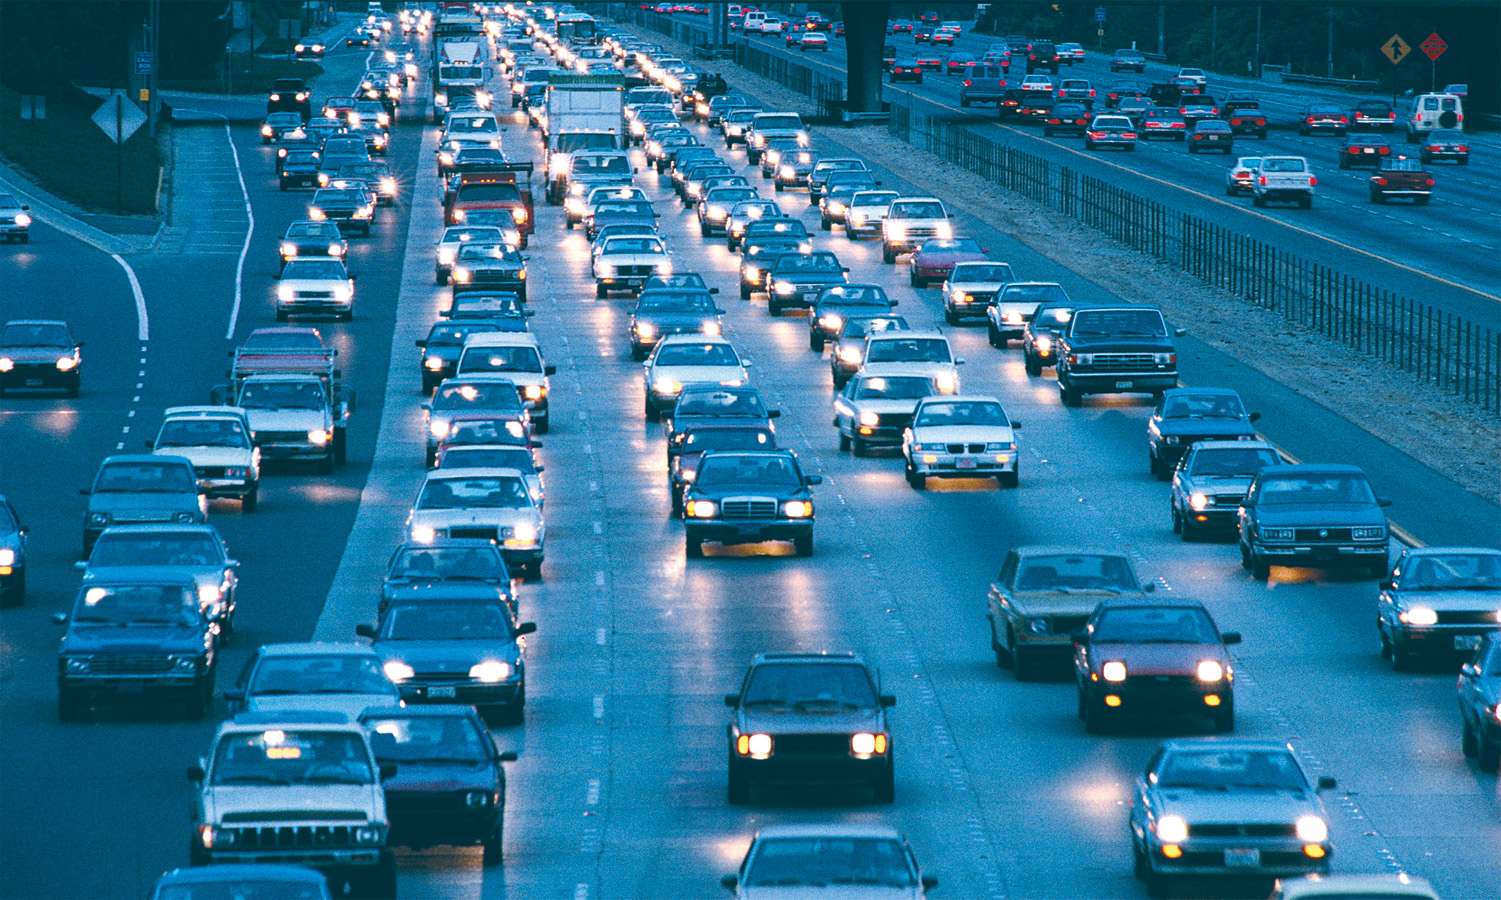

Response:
(1054, 306), (1186, 406)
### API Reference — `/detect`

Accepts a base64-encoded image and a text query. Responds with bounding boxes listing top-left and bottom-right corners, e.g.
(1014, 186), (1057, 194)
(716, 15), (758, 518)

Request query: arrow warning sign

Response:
(1381, 33), (1410, 65)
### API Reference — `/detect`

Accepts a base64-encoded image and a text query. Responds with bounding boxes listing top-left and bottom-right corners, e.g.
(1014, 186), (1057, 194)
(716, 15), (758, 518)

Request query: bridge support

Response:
(840, 0), (890, 114)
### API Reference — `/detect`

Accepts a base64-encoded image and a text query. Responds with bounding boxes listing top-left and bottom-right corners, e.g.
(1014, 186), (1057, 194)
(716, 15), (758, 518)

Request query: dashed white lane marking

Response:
(595, 627), (607, 646)
(591, 520), (603, 535)
(592, 695), (605, 721)
(585, 778), (600, 805)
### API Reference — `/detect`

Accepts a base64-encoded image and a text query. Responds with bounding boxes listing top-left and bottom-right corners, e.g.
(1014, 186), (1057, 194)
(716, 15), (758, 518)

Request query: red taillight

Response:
(1347, 147), (1360, 154)
(1373, 177), (1388, 186)
(1193, 134), (1204, 140)
(1339, 116), (1348, 123)
(1258, 175), (1268, 185)
(1076, 118), (1088, 125)
(1122, 132), (1137, 139)
(1457, 145), (1469, 153)
(1230, 118), (1243, 126)
(1428, 145), (1441, 152)
(1086, 131), (1102, 139)
(1234, 172), (1251, 180)
(1028, 53), (1036, 60)
(1425, 177), (1435, 187)
(962, 79), (972, 87)
(1308, 176), (1318, 186)
(1306, 115), (1316, 123)
(1210, 108), (1218, 115)
(1088, 89), (1096, 97)
(1179, 107), (1188, 115)
(1170, 122), (1184, 128)
(1378, 146), (1390, 155)
(1048, 118), (1061, 124)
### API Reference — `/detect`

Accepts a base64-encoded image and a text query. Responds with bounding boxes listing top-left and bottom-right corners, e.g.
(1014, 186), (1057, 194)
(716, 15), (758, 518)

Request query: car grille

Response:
(615, 265), (655, 277)
(296, 290), (334, 299)
(1293, 527), (1352, 542)
(1191, 823), (1297, 838)
(875, 413), (913, 428)
(964, 291), (997, 304)
(91, 654), (174, 674)
(0, 216), (14, 226)
(471, 272), (520, 286)
(721, 498), (778, 519)
(946, 443), (987, 454)
(773, 733), (850, 755)
(1092, 353), (1158, 370)
(902, 225), (939, 240)
(447, 526), (498, 541)
(113, 512), (174, 523)
(321, 209), (353, 220)
(254, 430), (310, 444)
(1436, 610), (1501, 626)
(1212, 493), (1245, 506)
(224, 825), (361, 850)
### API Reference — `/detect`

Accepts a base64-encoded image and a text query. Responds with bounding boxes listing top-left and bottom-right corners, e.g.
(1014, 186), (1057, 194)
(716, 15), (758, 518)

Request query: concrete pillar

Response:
(841, 0), (890, 114)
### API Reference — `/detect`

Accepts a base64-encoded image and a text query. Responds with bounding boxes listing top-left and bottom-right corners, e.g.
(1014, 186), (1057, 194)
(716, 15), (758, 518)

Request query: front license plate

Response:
(1115, 380), (1134, 389)
(24, 379), (44, 386)
(1224, 848), (1260, 868)
(1455, 635), (1483, 651)
(428, 686), (457, 698)
(957, 458), (978, 469)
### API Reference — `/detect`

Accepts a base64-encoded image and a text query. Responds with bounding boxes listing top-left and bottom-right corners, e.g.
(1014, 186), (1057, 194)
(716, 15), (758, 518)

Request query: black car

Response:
(278, 220), (348, 272)
(1170, 440), (1283, 540)
(724, 652), (895, 803)
(1222, 96), (1268, 138)
(416, 320), (514, 393)
(1188, 119), (1234, 153)
(361, 705), (516, 862)
(740, 239), (809, 299)
(808, 284), (896, 351)
(666, 386), (780, 459)
(766, 251), (848, 316)
(438, 293), (533, 326)
(1043, 101), (1091, 137)
(451, 243), (527, 302)
(358, 598), (535, 723)
(0, 495), (25, 606)
(683, 450), (821, 558)
(881, 44), (897, 71)
(1237, 464), (1391, 579)
(54, 578), (217, 720)
(1457, 632), (1501, 771)
(1104, 80), (1150, 107)
(629, 289), (726, 360)
(266, 77), (311, 120)
(1420, 129), (1469, 165)
(1339, 133), (1392, 169)
(1351, 99), (1398, 131)
(1110, 48), (1146, 73)
(0, 318), (82, 397)
(669, 424), (778, 514)
(308, 188), (373, 236)
(1027, 41), (1060, 73)
(1054, 306), (1185, 406)
(337, 160), (397, 205)
(259, 111), (305, 143)
(1019, 301), (1080, 375)
(380, 540), (515, 617)
(278, 149), (322, 190)
(890, 57), (924, 83)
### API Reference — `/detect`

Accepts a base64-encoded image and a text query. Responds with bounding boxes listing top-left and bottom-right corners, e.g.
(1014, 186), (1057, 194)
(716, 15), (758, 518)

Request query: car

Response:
(643, 335), (751, 420)
(379, 539), (516, 617)
(1369, 156), (1435, 205)
(844, 189), (901, 239)
(1457, 632), (1501, 771)
(450, 242), (529, 302)
(0, 495), (26, 606)
(452, 332), (554, 432)
(1057, 41), (1085, 64)
(723, 652), (894, 803)
(889, 57), (924, 83)
(1376, 547), (1501, 669)
(816, 180), (873, 232)
(722, 824), (936, 897)
(1419, 128), (1469, 164)
(912, 25), (932, 43)
(416, 320), (522, 393)
(1188, 118), (1234, 153)
(1271, 874), (1440, 900)
(1178, 94), (1219, 122)
(987, 547), (1152, 678)
(436, 443), (544, 505)
(1110, 48), (1146, 73)
(860, 329), (962, 395)
(1222, 96), (1268, 138)
(902, 395), (1021, 488)
(278, 149), (323, 191)
(1238, 464), (1391, 579)
(321, 97), (357, 123)
(908, 237), (987, 288)
(1146, 388), (1260, 479)
(739, 237), (810, 299)
(668, 423), (778, 514)
(1055, 305), (1184, 405)
(1056, 78), (1095, 104)
(1350, 99), (1397, 131)
(80, 455), (204, 556)
(278, 220), (348, 272)
(359, 706), (517, 861)
(0, 319), (82, 396)
(275, 258), (356, 321)
(187, 712), (397, 898)
(266, 77), (311, 119)
(1139, 106), (1186, 140)
(1252, 156), (1317, 209)
(744, 111), (808, 166)
(1225, 156), (1263, 195)
(1074, 597), (1240, 733)
(673, 438), (822, 558)
(1339, 133), (1391, 168)
(259, 111), (306, 144)
(881, 197), (952, 263)
(1402, 91), (1464, 142)
(943, 51), (977, 76)
(725, 199), (783, 249)
(698, 186), (759, 235)
(958, 65), (1010, 107)
(720, 108), (759, 146)
(772, 148), (820, 192)
(1085, 114), (1139, 150)
(756, 139), (803, 181)
(585, 198), (656, 243)
(359, 593), (536, 722)
(798, 31), (827, 50)
(1027, 40), (1059, 73)
(224, 643), (401, 719)
(54, 576), (217, 719)
(629, 288), (724, 360)
(1299, 104), (1349, 135)
(807, 157), (870, 200)
(150, 406), (261, 509)
(422, 376), (530, 466)
(150, 865), (333, 900)
(665, 385), (780, 459)
(561, 151), (634, 223)
(985, 280), (1066, 347)
(434, 225), (509, 285)
(593, 234), (672, 298)
(808, 284), (896, 351)
(1170, 440), (1283, 541)
(318, 176), (379, 214)
(0, 190), (32, 243)
(1043, 101), (1092, 136)
(765, 251), (848, 316)
(833, 373), (935, 456)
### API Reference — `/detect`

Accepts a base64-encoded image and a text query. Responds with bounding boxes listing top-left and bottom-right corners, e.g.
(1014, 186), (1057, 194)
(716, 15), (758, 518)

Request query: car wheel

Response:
(905, 462), (925, 489)
(793, 534), (814, 557)
(1300, 196), (1313, 210)
(727, 754), (750, 804)
(739, 283), (751, 300)
(596, 283), (608, 299)
(1149, 450), (1169, 481)
(1479, 732), (1501, 773)
(242, 484), (259, 512)
(882, 244), (895, 264)
(1391, 640), (1415, 672)
(275, 309), (289, 322)
(319, 453), (335, 475)
(1212, 705), (1235, 733)
(1252, 194), (1266, 207)
(872, 761), (895, 804)
(999, 470), (1019, 488)
(986, 321), (1002, 347)
(1024, 353), (1042, 376)
(0, 571), (23, 607)
(1059, 383), (1082, 407)
(534, 417), (549, 436)
(943, 305), (957, 325)
(1416, 195), (1430, 206)
(1082, 696), (1106, 734)
(768, 299), (781, 316)
(1012, 646), (1037, 681)
(1250, 553), (1270, 580)
(333, 430), (348, 465)
(66, 379), (80, 398)
(851, 437), (868, 457)
(809, 333), (824, 352)
(1462, 718), (1478, 757)
(482, 822), (504, 866)
(685, 534), (704, 558)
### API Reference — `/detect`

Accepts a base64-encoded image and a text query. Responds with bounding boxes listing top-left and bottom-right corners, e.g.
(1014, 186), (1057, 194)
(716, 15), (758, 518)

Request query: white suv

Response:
(1403, 92), (1464, 142)
(880, 197), (953, 263)
(859, 329), (964, 395)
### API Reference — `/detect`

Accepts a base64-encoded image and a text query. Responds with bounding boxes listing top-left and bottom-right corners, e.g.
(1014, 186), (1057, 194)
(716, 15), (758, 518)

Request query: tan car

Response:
(986, 546), (1153, 680)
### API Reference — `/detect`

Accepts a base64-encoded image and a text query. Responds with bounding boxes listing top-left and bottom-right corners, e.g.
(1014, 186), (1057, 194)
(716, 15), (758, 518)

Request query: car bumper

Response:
(60, 673), (200, 694)
(1251, 541), (1387, 564)
(1423, 150), (1467, 160)
(686, 519), (813, 545)
(198, 477), (255, 499)
(279, 172), (319, 185)
(736, 753), (889, 784)
(911, 450), (1016, 476)
(0, 365), (78, 387)
(1144, 841), (1331, 879)
(845, 423), (906, 446)
(1089, 136), (1137, 147)
(278, 297), (353, 314)
(501, 546), (543, 569)
(1391, 625), (1495, 654)
(200, 849), (388, 875)
(597, 276), (648, 293)
(769, 288), (822, 308)
(398, 679), (524, 706)
(0, 222), (30, 237)
(257, 441), (332, 460)
(1061, 371), (1178, 394)
(1085, 680), (1230, 716)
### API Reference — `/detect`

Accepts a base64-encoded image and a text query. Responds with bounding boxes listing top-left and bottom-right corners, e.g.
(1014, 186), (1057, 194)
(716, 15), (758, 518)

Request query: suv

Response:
(1054, 306), (1184, 406)
(1403, 92), (1464, 142)
(880, 197), (952, 263)
(745, 112), (809, 165)
(188, 711), (397, 898)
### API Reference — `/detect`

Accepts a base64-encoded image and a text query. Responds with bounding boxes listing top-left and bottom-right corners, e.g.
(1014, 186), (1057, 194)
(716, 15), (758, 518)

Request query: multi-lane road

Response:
(1, 11), (1498, 900)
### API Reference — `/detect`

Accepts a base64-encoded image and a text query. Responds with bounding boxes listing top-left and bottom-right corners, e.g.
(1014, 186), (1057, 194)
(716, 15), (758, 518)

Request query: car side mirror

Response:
(1248, 411), (1262, 423)
(355, 624), (378, 639)
(1142, 582), (1157, 593)
(1174, 327), (1188, 337)
(545, 365), (558, 376)
(21, 204), (29, 211)
(1221, 631), (1242, 645)
(708, 287), (720, 295)
(73, 560), (88, 571)
(921, 875), (939, 891)
(720, 875), (738, 891)
(380, 762), (398, 781)
(516, 621), (538, 636)
(187, 765), (205, 783)
(723, 693), (740, 707)
(879, 694), (896, 707)
(498, 751), (519, 763)
(1316, 776), (1337, 791)
(767, 410), (781, 418)
(52, 612), (68, 625)
(888, 299), (899, 307)
(1379, 579), (1395, 591)
(1377, 497), (1392, 508)
(804, 474), (824, 485)
(414, 340), (427, 349)
(955, 357), (966, 365)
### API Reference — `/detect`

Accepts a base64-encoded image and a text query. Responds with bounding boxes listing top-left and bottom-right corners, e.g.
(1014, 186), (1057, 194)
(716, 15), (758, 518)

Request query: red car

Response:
(909, 237), (988, 287)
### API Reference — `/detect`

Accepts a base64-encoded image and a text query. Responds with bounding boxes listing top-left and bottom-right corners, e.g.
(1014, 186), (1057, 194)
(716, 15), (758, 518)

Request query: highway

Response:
(643, 10), (1501, 318)
(1, 11), (1498, 900)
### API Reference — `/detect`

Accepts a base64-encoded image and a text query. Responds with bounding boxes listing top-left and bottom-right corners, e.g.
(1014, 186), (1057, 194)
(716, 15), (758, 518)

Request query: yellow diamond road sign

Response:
(1382, 33), (1410, 65)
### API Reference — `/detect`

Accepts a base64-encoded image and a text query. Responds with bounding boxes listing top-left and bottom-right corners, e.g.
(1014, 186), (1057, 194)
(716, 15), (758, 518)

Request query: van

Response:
(742, 10), (766, 32)
(1404, 92), (1463, 141)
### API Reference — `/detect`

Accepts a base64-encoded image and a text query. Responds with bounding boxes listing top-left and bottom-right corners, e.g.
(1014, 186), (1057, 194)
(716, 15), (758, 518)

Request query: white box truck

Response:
(543, 71), (625, 204)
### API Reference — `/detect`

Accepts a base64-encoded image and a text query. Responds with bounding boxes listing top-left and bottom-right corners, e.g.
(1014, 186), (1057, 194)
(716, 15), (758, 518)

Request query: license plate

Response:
(957, 458), (978, 469)
(428, 686), (457, 698)
(1115, 380), (1134, 389)
(1224, 848), (1260, 868)
(1362, 148), (1374, 154)
(25, 379), (44, 386)
(1455, 635), (1482, 651)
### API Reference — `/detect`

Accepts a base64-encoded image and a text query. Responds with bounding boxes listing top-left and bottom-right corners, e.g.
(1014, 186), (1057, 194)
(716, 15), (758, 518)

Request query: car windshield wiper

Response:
(741, 699), (790, 709)
(792, 698), (861, 711)
(216, 774), (294, 785)
(301, 775), (371, 785)
(399, 756), (484, 764)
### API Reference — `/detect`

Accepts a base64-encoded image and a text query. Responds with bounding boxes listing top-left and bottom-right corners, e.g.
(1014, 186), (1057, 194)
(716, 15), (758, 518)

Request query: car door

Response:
(987, 551), (1019, 636)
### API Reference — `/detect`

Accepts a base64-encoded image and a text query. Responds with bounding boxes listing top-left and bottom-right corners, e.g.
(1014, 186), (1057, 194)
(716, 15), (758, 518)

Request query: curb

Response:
(0, 161), (153, 257)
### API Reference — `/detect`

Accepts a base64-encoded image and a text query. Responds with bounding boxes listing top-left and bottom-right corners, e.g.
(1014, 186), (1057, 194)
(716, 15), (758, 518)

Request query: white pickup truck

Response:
(1252, 156), (1316, 209)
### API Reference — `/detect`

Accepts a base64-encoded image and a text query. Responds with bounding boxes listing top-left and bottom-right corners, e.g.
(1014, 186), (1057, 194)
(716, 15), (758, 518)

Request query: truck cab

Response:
(1054, 306), (1185, 406)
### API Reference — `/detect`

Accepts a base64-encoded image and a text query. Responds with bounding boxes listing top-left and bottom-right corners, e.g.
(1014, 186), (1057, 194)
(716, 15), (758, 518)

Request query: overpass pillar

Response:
(841, 1), (890, 114)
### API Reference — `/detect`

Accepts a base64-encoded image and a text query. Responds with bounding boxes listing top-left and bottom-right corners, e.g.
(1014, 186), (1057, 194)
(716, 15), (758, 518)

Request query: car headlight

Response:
(935, 372), (958, 394)
(1295, 815), (1328, 843)
(307, 429), (332, 446)
(1260, 527), (1294, 541)
(435, 92), (448, 106)
(423, 355), (445, 372)
(635, 322), (658, 340)
(1101, 660), (1127, 682)
(1035, 335), (1053, 353)
(383, 660), (415, 682)
(1352, 526), (1385, 540)
(335, 284), (353, 301)
(773, 280), (795, 295)
(685, 499), (717, 518)
(827, 201), (845, 214)
(985, 442), (1013, 452)
(465, 790), (491, 807)
(12, 212), (30, 228)
(88, 511), (110, 526)
(887, 223), (906, 240)
(0, 548), (16, 566)
(451, 267), (471, 283)
(707, 205), (727, 220)
(782, 500), (814, 518)
(1188, 491), (1210, 511)
(409, 524), (436, 544)
(170, 654), (200, 672)
(523, 384), (546, 401)
(737, 732), (773, 758)
(261, 124), (274, 136)
(308, 207), (326, 220)
(428, 418), (450, 439)
(56, 355), (78, 371)
(197, 583), (222, 607)
(742, 265), (760, 282)
(1153, 352), (1175, 365)
(1155, 815), (1189, 844)
(701, 321), (722, 336)
(328, 241), (346, 256)
(796, 132), (810, 146)
(469, 660), (513, 682)
(438, 151), (455, 166)
(850, 732), (888, 756)
(65, 656), (92, 673)
(779, 164), (796, 179)
(653, 377), (682, 395)
(1195, 660), (1224, 682)
(935, 221), (954, 239)
(1398, 606), (1438, 626)
(354, 826), (383, 846)
(837, 346), (862, 366)
(850, 212), (867, 226)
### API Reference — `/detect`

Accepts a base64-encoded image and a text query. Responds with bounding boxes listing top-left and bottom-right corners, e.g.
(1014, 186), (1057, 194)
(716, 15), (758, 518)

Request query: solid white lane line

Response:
(110, 253), (149, 341)
(222, 122), (255, 339)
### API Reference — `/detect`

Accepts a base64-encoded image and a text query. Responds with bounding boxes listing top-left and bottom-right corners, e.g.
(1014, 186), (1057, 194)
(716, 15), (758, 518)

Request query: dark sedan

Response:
(766, 251), (848, 315)
(725, 652), (895, 803)
(1339, 133), (1392, 169)
(1222, 96), (1269, 138)
(1377, 547), (1501, 669)
(1073, 597), (1240, 733)
(451, 243), (527, 302)
(808, 284), (896, 351)
(1457, 633), (1501, 771)
(1188, 119), (1234, 153)
(380, 539), (515, 616)
(1018, 301), (1080, 373)
(0, 318), (82, 397)
(308, 188), (373, 236)
(278, 220), (347, 271)
(683, 450), (821, 557)
(908, 237), (987, 288)
(416, 320), (512, 393)
(669, 424), (777, 514)
(666, 386), (780, 460)
(1110, 48), (1146, 73)
(1147, 387), (1260, 478)
(0, 495), (26, 606)
(1299, 104), (1349, 135)
(629, 289), (726, 359)
(1043, 101), (1091, 137)
(360, 705), (517, 862)
(1238, 464), (1391, 579)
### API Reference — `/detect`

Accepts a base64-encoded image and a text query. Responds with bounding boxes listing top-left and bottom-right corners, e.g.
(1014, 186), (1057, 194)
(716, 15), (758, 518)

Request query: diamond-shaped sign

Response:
(1419, 32), (1447, 62)
(1380, 34), (1410, 65)
(92, 92), (146, 144)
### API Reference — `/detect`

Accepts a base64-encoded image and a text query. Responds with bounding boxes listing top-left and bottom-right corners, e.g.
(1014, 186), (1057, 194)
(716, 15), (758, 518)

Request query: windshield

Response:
(381, 602), (517, 640)
(753, 114), (802, 130)
(638, 293), (715, 313)
(1092, 606), (1219, 643)
(1162, 393), (1245, 419)
(366, 714), (489, 763)
(459, 345), (543, 375)
(602, 237), (665, 255)
(573, 155), (631, 174)
(1071, 308), (1166, 337)
(89, 532), (221, 567)
(683, 428), (774, 451)
(1015, 554), (1139, 592)
(952, 264), (1012, 282)
(155, 878), (327, 900)
(1259, 474), (1376, 505)
(676, 390), (765, 417)
(696, 454), (801, 488)
(0, 322), (71, 347)
(238, 381), (326, 410)
(1158, 748), (1307, 791)
(843, 316), (906, 339)
(443, 227), (503, 245)
(157, 418), (250, 449)
(241, 330), (321, 351)
(1189, 447), (1282, 477)
(866, 338), (951, 364)
(448, 116), (497, 134)
(1398, 553), (1501, 591)
(427, 323), (499, 346)
(285, 222), (340, 240)
(211, 730), (375, 786)
(457, 243), (520, 263)
(95, 461), (196, 493)
(388, 546), (505, 581)
(853, 376), (933, 400)
(1034, 306), (1074, 327)
(460, 210), (518, 228)
(71, 583), (198, 625)
(915, 401), (1008, 427)
(594, 201), (652, 217)
(557, 133), (618, 153)
(433, 382), (520, 410)
(440, 64), (484, 80)
(654, 343), (740, 367)
(249, 654), (395, 698)
(888, 201), (944, 218)
(743, 662), (877, 709)
(775, 253), (842, 274)
(746, 221), (808, 239)
(821, 285), (887, 306)
(1001, 284), (1069, 306)
(315, 189), (364, 205)
(920, 238), (981, 254)
(282, 260), (346, 280)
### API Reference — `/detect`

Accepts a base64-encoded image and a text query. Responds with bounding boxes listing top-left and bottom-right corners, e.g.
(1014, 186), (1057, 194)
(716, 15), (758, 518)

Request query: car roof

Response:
(358, 704), (481, 720)
(1190, 439), (1277, 452)
(228, 710), (354, 726)
(1257, 463), (1366, 477)
(461, 331), (541, 348)
(392, 538), (499, 552)
(1162, 387), (1241, 398)
(257, 642), (380, 657)
(423, 466), (525, 480)
(101, 453), (190, 465)
(1094, 595), (1210, 612)
(869, 328), (947, 340)
(754, 823), (903, 840)
(918, 394), (1003, 405)
(442, 373), (520, 385)
(163, 405), (249, 419)
(92, 523), (221, 537)
(1159, 737), (1295, 753)
(1402, 545), (1501, 558)
(752, 651), (861, 665)
(1013, 545), (1132, 559)
(657, 333), (732, 346)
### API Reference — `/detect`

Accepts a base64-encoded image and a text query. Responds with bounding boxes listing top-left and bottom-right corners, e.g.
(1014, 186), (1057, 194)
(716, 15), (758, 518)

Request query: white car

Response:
(275, 258), (355, 321)
(454, 332), (556, 432)
(1020, 74), (1055, 93)
(575, 184), (650, 230)
(1225, 156), (1263, 196)
(434, 225), (508, 284)
(985, 281), (1069, 346)
(0, 192), (32, 243)
(1176, 67), (1208, 87)
(859, 330), (963, 395)
(902, 395), (1021, 489)
(151, 406), (261, 509)
(437, 112), (503, 170)
(593, 234), (672, 297)
(844, 189), (900, 239)
(230, 643), (401, 720)
(941, 261), (1015, 324)
(833, 373), (937, 456)
(407, 468), (546, 579)
(642, 335), (750, 420)
(723, 824), (937, 899)
(436, 444), (544, 506)
(881, 197), (953, 263)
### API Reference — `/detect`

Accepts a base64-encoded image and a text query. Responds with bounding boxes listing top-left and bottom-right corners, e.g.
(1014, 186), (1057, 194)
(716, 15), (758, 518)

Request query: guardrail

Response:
(1277, 72), (1380, 91)
(624, 10), (1500, 413)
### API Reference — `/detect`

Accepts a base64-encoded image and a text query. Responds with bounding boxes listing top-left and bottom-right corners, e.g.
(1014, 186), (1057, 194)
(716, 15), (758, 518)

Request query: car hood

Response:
(280, 277), (348, 291)
(849, 398), (922, 415)
(380, 580), (511, 603)
(598, 253), (669, 267)
(741, 707), (882, 734)
(89, 492), (200, 515)
(384, 760), (496, 795)
(909, 425), (1014, 444)
(774, 271), (844, 285)
(204, 784), (380, 825)
(84, 565), (222, 589)
(860, 362), (957, 380)
(62, 622), (206, 654)
(740, 885), (922, 899)
(637, 311), (715, 329)
(914, 251), (985, 268)
(946, 279), (1006, 292)
(1010, 589), (1146, 616)
(0, 347), (70, 363)
(247, 692), (400, 720)
(246, 409), (326, 430)
(1092, 642), (1223, 676)
(652, 364), (747, 385)
(1391, 589), (1501, 613)
(1157, 418), (1255, 438)
(592, 212), (655, 228)
(1181, 474), (1256, 493)
(1155, 787), (1323, 825)
(1253, 504), (1386, 527)
(1068, 336), (1174, 352)
(154, 447), (254, 468)
(372, 639), (521, 671)
(410, 508), (540, 529)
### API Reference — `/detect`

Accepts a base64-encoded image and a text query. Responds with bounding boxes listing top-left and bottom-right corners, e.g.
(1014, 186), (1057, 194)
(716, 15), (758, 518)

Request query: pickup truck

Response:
(216, 333), (354, 472)
(1369, 157), (1434, 205)
(445, 166), (535, 243)
(1054, 305), (1185, 406)
(1251, 156), (1316, 209)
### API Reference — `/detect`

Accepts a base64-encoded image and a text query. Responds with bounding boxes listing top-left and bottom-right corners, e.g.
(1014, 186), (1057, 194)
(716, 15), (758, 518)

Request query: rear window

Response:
(753, 114), (804, 131)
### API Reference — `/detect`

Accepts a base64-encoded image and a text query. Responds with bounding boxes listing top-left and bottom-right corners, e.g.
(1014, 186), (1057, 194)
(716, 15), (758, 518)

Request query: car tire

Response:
(905, 463), (925, 490)
(851, 438), (868, 457)
(1082, 696), (1107, 734)
(1479, 733), (1501, 773)
(66, 379), (80, 398)
(534, 417), (549, 436)
(700, 221), (710, 237)
(793, 534), (814, 557)
(685, 534), (704, 558)
(482, 822), (504, 866)
(872, 762), (895, 804)
(435, 271), (447, 285)
(275, 309), (289, 322)
(809, 333), (824, 352)
(838, 432), (851, 452)
(1252, 194), (1266, 207)
(1059, 383), (1082, 407)
(999, 470), (1019, 488)
(768, 299), (781, 316)
(990, 619), (1011, 667)
(727, 755), (750, 804)
(739, 283), (751, 300)
(242, 485), (259, 512)
(333, 430), (348, 466)
(1416, 195), (1430, 206)
(1012, 646), (1038, 681)
(909, 270), (923, 288)
(1212, 705), (1235, 733)
(1391, 640), (1416, 672)
(596, 283), (608, 299)
(1149, 450), (1170, 481)
(319, 453), (335, 475)
(1024, 353), (1042, 376)
(0, 571), (23, 607)
(820, 217), (831, 231)
(882, 245), (895, 264)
